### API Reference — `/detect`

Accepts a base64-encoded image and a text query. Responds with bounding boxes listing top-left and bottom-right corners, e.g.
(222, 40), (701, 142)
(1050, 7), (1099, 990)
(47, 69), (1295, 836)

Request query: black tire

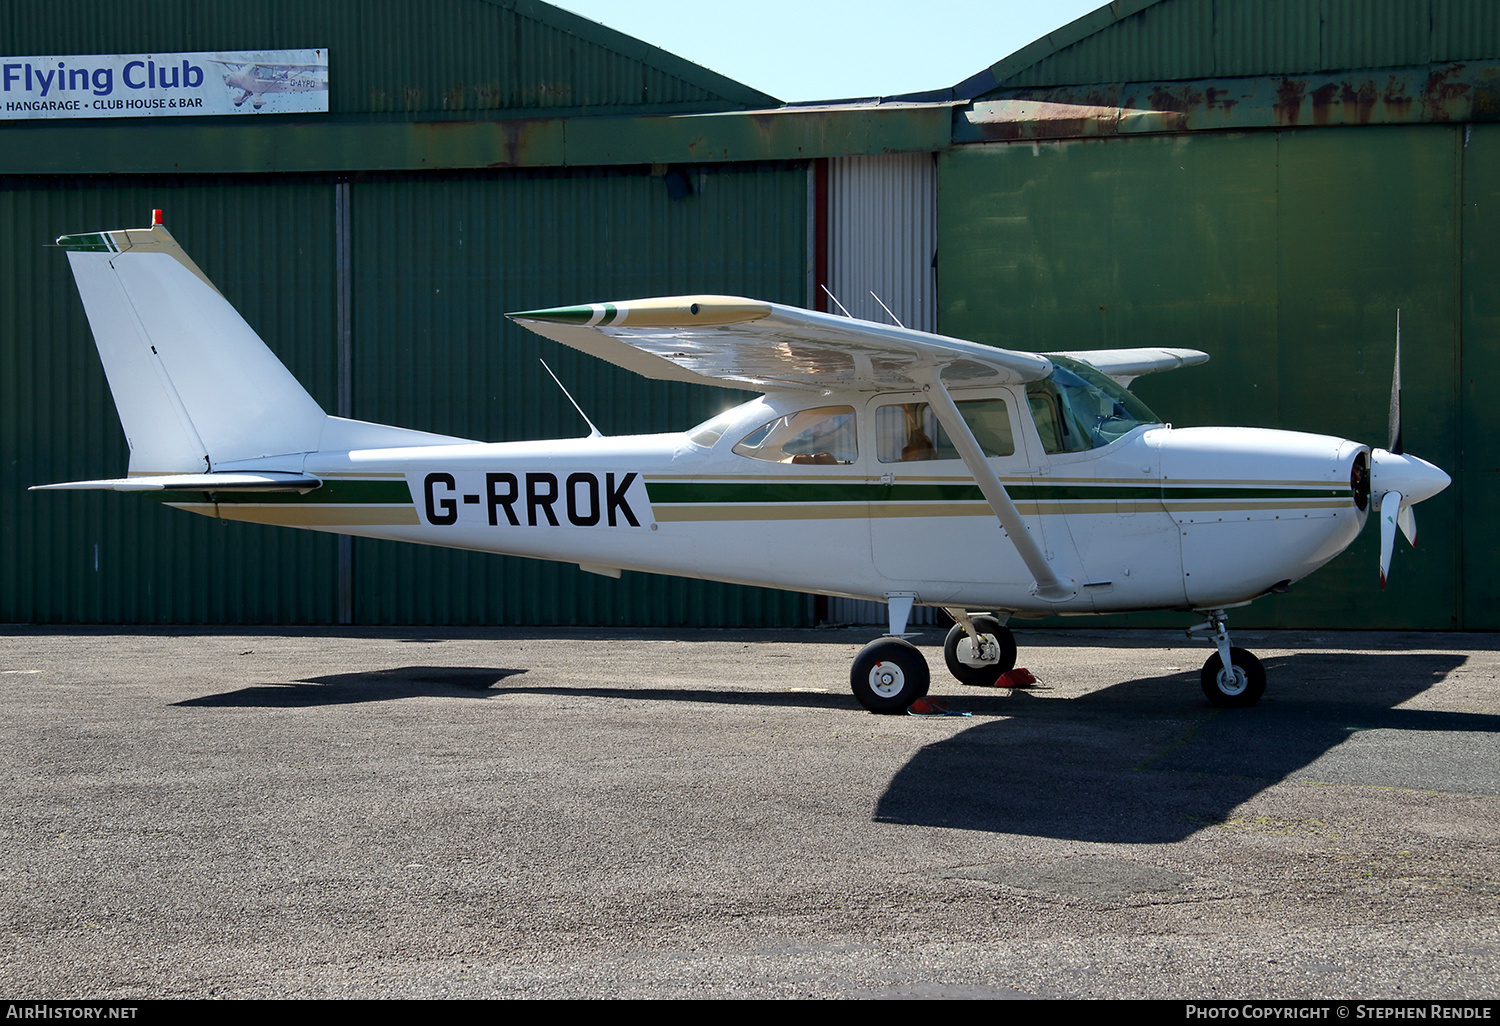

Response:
(942, 616), (1018, 687)
(1201, 647), (1266, 708)
(851, 638), (930, 714)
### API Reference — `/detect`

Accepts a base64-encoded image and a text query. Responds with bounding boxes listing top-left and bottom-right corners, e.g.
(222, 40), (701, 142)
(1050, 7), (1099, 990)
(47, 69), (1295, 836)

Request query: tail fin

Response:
(57, 215), (327, 474)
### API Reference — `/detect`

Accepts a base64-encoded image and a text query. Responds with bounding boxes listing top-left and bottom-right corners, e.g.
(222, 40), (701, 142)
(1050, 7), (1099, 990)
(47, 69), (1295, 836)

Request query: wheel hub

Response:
(955, 634), (997, 668)
(1217, 665), (1248, 696)
(869, 661), (905, 698)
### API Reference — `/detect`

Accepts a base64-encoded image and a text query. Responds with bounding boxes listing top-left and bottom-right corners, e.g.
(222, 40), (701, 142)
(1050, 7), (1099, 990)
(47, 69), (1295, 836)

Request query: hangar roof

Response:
(6, 0), (1500, 176)
(971, 0), (1500, 93)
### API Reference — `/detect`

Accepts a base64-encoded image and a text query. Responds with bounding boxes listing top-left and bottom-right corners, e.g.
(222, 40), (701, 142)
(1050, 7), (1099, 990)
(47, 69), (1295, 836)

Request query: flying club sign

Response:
(1, 49), (327, 118)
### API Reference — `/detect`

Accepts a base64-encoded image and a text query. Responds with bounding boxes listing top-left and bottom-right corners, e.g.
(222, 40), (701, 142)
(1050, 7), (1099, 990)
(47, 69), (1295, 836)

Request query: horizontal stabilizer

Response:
(30, 472), (321, 493)
(1046, 347), (1208, 386)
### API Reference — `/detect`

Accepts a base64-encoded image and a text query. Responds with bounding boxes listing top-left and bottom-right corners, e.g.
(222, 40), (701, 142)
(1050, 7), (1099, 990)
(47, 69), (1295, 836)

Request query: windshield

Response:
(1026, 355), (1162, 453)
(685, 407), (745, 448)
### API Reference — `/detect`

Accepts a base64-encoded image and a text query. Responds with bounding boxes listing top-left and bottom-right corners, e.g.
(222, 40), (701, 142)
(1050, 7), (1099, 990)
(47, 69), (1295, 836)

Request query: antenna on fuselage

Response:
(540, 359), (603, 439)
(819, 284), (853, 319)
(868, 291), (906, 329)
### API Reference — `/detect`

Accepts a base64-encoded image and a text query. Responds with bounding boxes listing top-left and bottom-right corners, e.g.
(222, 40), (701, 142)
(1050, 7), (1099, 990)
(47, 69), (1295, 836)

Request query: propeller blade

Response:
(1379, 488), (1402, 589)
(1397, 504), (1417, 547)
(1388, 311), (1403, 455)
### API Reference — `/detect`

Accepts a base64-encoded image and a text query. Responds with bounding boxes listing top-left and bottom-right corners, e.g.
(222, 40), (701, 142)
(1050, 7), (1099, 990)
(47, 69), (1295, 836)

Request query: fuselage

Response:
(171, 383), (1370, 618)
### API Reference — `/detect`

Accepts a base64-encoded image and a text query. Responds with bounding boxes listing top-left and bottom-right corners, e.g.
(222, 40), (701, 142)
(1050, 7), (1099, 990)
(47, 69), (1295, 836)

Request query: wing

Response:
(509, 295), (1085, 602)
(1046, 347), (1208, 386)
(507, 296), (1053, 391)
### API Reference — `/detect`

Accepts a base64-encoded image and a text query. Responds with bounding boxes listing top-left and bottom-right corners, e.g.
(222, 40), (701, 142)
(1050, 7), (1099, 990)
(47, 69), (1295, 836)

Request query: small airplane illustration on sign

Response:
(208, 58), (328, 109)
(35, 214), (1450, 713)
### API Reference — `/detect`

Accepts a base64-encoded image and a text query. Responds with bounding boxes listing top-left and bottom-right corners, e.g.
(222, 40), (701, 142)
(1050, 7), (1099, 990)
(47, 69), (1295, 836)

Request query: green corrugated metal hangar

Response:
(2, 0), (1495, 630)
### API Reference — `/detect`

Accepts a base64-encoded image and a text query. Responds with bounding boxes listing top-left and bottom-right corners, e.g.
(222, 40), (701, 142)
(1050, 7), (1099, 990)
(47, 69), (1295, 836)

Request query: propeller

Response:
(1368, 312), (1450, 588)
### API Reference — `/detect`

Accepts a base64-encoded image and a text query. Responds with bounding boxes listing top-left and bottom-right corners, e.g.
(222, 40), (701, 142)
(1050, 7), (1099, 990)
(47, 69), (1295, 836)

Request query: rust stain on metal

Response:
(498, 119), (527, 167)
(1309, 82), (1340, 126)
(1382, 75), (1413, 119)
(1340, 81), (1379, 124)
(1147, 85), (1205, 113)
(1274, 77), (1307, 125)
(1204, 87), (1238, 114)
(962, 60), (1500, 143)
(1422, 64), (1472, 122)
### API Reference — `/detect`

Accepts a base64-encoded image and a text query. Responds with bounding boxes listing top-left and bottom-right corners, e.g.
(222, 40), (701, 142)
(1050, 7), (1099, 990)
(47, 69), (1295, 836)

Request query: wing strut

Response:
(912, 365), (1077, 602)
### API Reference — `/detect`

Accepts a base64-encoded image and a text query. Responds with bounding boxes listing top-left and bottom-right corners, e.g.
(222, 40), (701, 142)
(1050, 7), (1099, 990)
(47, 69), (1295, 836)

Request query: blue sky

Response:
(548, 1), (1107, 102)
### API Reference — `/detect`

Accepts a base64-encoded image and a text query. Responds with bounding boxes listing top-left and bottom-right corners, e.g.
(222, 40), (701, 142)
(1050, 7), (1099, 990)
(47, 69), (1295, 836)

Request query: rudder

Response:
(58, 216), (327, 475)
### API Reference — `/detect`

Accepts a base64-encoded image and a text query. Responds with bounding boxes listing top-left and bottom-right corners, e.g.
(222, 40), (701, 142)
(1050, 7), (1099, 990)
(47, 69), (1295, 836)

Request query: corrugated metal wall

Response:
(826, 153), (938, 331)
(345, 165), (811, 626)
(0, 0), (816, 627)
(823, 153), (938, 626)
(944, 0), (1500, 631)
(2, 178), (341, 624)
(3, 164), (814, 625)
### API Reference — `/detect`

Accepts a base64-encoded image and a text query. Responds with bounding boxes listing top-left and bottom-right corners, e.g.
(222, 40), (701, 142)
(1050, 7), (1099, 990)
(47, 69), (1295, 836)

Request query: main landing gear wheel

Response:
(851, 638), (930, 714)
(942, 616), (1017, 687)
(1201, 647), (1266, 708)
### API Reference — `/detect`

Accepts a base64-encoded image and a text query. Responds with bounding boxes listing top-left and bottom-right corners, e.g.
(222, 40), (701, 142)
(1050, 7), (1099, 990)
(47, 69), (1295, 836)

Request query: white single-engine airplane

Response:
(35, 214), (1452, 713)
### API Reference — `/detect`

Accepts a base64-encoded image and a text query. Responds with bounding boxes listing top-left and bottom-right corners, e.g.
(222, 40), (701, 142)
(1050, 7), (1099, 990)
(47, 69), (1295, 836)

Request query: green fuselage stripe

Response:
(645, 481), (1348, 505)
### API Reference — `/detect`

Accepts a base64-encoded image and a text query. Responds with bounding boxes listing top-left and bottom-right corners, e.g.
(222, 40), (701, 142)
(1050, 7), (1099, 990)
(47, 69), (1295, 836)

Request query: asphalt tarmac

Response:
(1, 626), (1496, 999)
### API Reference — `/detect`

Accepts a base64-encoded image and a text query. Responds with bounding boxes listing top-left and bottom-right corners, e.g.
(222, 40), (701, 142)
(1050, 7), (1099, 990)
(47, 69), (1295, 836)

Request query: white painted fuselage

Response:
(182, 388), (1369, 617)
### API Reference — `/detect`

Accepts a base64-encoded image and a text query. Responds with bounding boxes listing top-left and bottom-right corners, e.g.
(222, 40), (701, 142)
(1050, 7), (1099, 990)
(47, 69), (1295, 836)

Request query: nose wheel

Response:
(1200, 647), (1266, 707)
(1190, 610), (1266, 707)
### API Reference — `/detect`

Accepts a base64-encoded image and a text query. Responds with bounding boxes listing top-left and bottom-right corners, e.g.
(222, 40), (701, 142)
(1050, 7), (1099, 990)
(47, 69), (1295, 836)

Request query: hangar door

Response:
(938, 125), (1473, 629)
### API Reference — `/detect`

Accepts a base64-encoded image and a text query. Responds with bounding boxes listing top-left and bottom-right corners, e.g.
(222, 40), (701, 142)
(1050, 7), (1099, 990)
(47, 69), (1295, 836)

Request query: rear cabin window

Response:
(874, 398), (1015, 463)
(732, 406), (857, 464)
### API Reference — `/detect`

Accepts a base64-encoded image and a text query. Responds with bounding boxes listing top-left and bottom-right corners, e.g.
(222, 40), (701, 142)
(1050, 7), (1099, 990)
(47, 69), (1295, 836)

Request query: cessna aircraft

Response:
(34, 214), (1451, 713)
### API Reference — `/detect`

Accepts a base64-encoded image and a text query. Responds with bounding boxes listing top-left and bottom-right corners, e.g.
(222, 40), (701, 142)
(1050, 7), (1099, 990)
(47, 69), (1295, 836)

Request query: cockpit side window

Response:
(874, 398), (1015, 462)
(1026, 356), (1162, 454)
(732, 406), (857, 464)
(1026, 383), (1092, 454)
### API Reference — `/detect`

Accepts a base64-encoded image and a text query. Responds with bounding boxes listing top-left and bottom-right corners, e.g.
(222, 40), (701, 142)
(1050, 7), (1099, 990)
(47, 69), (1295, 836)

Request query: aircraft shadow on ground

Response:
(875, 651), (1495, 843)
(173, 666), (527, 707)
(176, 670), (857, 710)
(170, 651), (1496, 845)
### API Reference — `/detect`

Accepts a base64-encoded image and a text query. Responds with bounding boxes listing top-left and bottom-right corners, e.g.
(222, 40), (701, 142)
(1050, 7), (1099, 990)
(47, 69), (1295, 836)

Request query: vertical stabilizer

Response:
(57, 219), (328, 474)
